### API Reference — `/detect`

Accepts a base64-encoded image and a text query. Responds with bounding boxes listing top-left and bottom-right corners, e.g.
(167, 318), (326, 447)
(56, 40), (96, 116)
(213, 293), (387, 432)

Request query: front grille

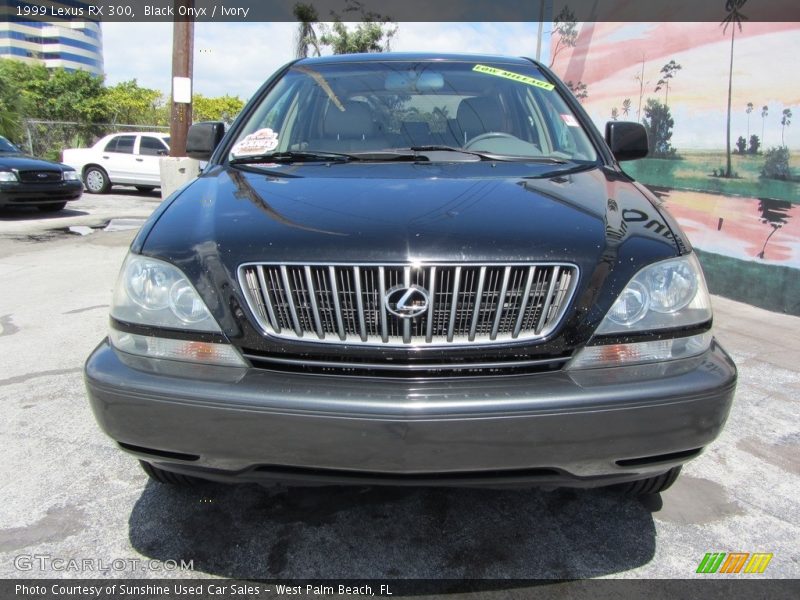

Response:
(239, 263), (578, 347)
(17, 170), (62, 183)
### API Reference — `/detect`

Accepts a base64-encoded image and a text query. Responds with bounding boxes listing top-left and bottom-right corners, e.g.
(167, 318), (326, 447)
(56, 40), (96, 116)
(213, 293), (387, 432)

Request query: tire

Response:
(84, 166), (110, 194)
(617, 466), (682, 496)
(139, 460), (203, 486)
(37, 202), (68, 212)
(135, 186), (155, 193)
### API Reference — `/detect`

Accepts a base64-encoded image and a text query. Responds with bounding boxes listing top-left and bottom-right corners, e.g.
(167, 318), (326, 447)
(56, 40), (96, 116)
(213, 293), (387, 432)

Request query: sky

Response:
(101, 22), (548, 100)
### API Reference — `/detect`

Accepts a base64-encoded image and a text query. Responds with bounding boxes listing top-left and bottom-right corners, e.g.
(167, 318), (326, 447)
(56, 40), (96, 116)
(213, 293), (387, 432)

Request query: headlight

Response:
(0, 171), (18, 182)
(596, 253), (711, 334)
(109, 254), (246, 367)
(62, 170), (80, 181)
(567, 253), (713, 370)
(112, 254), (220, 331)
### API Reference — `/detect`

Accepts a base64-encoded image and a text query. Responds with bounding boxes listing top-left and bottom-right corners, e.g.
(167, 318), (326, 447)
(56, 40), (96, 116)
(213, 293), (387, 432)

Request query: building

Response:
(0, 1), (103, 75)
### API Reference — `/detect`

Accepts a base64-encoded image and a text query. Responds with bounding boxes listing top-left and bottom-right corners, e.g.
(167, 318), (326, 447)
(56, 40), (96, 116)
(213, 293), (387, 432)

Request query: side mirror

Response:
(187, 121), (225, 160)
(605, 121), (648, 161)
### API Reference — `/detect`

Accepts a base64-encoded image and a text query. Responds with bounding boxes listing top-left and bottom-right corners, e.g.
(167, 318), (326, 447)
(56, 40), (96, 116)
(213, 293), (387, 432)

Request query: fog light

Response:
(109, 329), (247, 367)
(566, 332), (713, 370)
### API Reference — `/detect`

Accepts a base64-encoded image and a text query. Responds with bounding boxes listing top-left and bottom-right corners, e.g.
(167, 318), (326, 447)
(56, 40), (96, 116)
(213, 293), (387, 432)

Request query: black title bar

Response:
(2, 0), (799, 23)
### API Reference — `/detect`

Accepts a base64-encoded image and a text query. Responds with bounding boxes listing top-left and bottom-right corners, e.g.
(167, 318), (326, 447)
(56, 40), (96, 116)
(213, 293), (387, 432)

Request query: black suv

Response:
(85, 54), (736, 495)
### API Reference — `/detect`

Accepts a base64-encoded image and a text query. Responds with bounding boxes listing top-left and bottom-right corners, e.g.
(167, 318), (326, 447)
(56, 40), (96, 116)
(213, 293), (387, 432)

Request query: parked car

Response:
(85, 54), (736, 496)
(0, 135), (82, 212)
(62, 132), (170, 194)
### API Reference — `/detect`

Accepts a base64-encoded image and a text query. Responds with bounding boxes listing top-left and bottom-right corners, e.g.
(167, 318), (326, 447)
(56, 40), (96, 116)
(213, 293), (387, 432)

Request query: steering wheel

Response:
(463, 131), (520, 149)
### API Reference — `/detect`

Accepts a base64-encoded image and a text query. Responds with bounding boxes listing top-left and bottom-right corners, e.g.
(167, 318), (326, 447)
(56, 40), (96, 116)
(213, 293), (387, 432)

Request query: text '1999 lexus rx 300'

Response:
(85, 54), (736, 496)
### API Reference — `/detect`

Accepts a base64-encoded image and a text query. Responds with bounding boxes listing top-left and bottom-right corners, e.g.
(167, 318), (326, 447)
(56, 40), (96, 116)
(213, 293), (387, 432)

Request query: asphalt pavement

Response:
(0, 189), (798, 582)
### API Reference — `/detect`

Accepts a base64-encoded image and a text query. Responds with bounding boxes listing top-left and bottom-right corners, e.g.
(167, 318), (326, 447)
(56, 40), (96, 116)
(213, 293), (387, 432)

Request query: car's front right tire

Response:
(139, 460), (203, 486)
(84, 166), (110, 194)
(617, 466), (682, 496)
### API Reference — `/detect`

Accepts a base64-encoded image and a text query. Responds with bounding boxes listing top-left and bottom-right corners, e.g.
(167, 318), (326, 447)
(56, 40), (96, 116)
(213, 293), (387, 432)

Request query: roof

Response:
(295, 52), (537, 67)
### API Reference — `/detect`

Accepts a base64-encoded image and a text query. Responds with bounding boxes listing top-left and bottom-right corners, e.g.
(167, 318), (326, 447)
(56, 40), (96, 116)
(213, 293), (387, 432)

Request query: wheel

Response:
(135, 186), (156, 193)
(139, 460), (203, 486)
(37, 202), (68, 212)
(84, 166), (110, 194)
(617, 466), (682, 496)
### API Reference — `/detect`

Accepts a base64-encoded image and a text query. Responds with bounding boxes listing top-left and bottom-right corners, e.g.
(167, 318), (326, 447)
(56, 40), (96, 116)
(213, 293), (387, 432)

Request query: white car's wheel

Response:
(84, 166), (110, 194)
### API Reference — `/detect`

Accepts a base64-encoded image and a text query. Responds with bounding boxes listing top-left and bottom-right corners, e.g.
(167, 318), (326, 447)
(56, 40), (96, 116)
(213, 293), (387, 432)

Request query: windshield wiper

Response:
(408, 146), (569, 163)
(229, 150), (358, 165)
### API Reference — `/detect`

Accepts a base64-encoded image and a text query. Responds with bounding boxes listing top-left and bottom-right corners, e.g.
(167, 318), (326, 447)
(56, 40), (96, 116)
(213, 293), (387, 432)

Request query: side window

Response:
(111, 135), (135, 154)
(103, 137), (118, 152)
(139, 136), (168, 156)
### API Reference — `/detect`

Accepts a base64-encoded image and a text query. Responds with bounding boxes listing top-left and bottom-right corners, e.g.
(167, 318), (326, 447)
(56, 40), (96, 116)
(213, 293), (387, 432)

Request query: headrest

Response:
(324, 100), (375, 139)
(457, 96), (505, 136)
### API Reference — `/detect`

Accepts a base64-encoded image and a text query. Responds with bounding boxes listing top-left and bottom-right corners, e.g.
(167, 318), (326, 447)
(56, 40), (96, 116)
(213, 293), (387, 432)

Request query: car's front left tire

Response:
(84, 166), (110, 194)
(139, 460), (204, 486)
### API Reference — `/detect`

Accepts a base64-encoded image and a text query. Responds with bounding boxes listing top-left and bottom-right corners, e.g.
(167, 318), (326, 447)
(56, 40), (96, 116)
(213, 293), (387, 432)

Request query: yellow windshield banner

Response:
(472, 64), (555, 91)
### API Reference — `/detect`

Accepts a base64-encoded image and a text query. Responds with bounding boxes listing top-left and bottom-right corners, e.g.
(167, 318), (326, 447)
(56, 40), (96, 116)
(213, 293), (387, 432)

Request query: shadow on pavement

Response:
(0, 207), (89, 220)
(129, 481), (657, 579)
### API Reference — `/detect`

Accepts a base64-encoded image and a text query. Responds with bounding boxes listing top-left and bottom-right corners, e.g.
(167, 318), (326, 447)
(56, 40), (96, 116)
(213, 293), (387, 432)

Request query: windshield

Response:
(0, 137), (20, 153)
(228, 60), (599, 163)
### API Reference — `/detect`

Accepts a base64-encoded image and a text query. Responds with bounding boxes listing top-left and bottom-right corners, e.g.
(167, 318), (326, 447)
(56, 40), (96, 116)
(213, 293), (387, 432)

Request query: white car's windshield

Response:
(229, 60), (599, 164)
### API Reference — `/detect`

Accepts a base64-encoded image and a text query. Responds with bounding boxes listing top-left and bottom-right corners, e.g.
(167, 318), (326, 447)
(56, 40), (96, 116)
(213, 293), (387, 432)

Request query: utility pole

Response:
(535, 0), (545, 62)
(169, 0), (194, 157)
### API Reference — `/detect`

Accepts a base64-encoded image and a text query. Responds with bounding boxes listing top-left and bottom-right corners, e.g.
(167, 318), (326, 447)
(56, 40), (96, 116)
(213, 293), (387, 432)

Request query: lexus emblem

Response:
(37, 173), (48, 178)
(385, 285), (430, 319)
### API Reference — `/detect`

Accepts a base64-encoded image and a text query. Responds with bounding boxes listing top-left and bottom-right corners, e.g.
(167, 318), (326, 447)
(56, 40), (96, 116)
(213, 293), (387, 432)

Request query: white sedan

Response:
(62, 132), (170, 194)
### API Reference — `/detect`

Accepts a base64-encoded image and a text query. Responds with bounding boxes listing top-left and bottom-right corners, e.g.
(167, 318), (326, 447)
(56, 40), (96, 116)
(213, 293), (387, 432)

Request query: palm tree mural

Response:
(721, 0), (748, 178)
(781, 108), (792, 146)
(746, 102), (753, 138)
(622, 98), (632, 119)
(654, 60), (682, 106)
(761, 105), (768, 145)
(293, 3), (320, 59)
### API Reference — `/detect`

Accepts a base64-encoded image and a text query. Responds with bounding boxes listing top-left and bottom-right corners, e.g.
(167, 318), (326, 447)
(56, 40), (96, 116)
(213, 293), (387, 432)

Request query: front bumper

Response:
(84, 339), (736, 488)
(0, 180), (83, 206)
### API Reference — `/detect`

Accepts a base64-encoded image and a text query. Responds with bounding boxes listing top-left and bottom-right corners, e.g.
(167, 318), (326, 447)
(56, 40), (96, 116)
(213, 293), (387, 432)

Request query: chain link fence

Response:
(23, 120), (169, 162)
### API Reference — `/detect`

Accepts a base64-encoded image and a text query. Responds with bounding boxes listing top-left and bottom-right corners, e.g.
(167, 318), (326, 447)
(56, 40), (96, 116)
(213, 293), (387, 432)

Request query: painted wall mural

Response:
(551, 18), (799, 314)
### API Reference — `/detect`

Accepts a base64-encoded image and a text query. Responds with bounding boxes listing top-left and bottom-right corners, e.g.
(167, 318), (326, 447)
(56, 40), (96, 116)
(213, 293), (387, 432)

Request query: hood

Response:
(139, 162), (683, 348)
(143, 162), (678, 267)
(0, 153), (70, 171)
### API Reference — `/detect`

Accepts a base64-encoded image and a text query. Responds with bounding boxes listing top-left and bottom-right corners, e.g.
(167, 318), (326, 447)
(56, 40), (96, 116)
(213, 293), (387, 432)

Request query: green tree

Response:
(104, 80), (166, 125)
(748, 134), (760, 154)
(26, 67), (109, 123)
(317, 0), (396, 55)
(566, 80), (588, 102)
(761, 146), (790, 180)
(721, 0), (748, 178)
(642, 99), (676, 158)
(293, 3), (320, 58)
(735, 135), (747, 154)
(0, 66), (24, 139)
(781, 108), (792, 146)
(745, 101), (753, 138)
(761, 104), (768, 145)
(192, 94), (245, 124)
(621, 98), (632, 119)
(654, 60), (682, 106)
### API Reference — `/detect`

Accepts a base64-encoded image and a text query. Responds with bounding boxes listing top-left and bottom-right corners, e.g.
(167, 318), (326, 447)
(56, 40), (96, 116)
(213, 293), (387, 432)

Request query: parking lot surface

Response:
(1, 190), (798, 581)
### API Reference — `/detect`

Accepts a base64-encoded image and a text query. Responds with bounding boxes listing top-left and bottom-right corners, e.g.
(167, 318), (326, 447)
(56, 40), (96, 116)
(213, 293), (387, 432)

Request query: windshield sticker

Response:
(472, 64), (555, 91)
(560, 114), (580, 127)
(231, 128), (279, 157)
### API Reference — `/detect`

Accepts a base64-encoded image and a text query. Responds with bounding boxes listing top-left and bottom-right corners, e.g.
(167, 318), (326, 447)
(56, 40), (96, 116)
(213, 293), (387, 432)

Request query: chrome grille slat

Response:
(239, 263), (578, 347)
